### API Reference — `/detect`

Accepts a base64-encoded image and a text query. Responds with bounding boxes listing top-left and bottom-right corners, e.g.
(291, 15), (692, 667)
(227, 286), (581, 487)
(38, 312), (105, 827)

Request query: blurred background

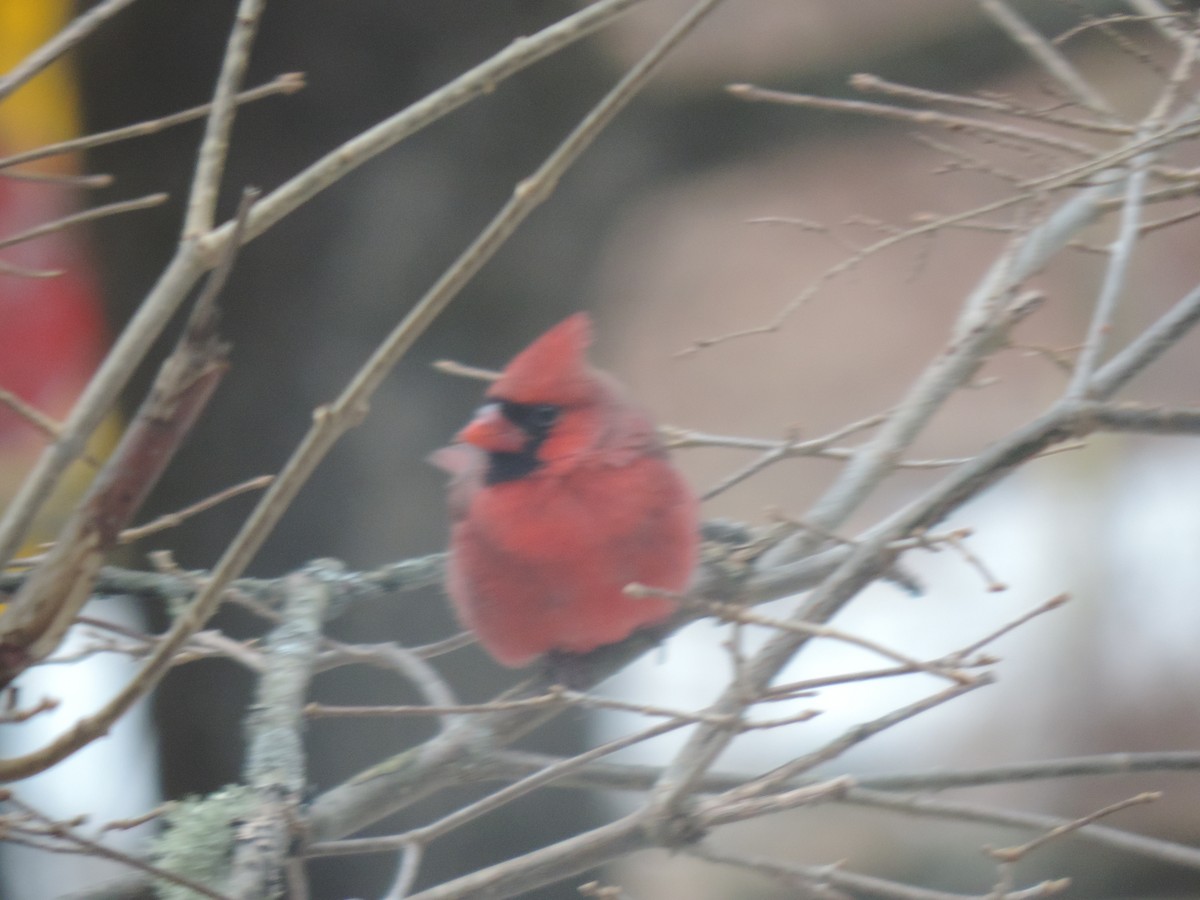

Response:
(3, 0), (1200, 897)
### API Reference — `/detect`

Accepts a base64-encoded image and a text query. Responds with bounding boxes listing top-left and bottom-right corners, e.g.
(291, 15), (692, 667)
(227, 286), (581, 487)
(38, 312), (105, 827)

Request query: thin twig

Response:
(0, 389), (68, 446)
(0, 193), (169, 252)
(849, 72), (1130, 134)
(117, 475), (274, 545)
(0, 74), (305, 172)
(307, 687), (818, 732)
(944, 595), (1069, 664)
(846, 787), (1200, 870)
(727, 85), (1102, 160)
(0, 169), (114, 188)
(382, 843), (424, 900)
(987, 791), (1162, 862)
(700, 777), (853, 828)
(944, 531), (1008, 592)
(399, 814), (646, 900)
(700, 600), (977, 685)
(312, 639), (460, 732)
(694, 415), (889, 499)
(674, 164), (1122, 358)
(0, 792), (232, 900)
(467, 749), (1200, 798)
(182, 0), (267, 238)
(1066, 41), (1190, 397)
(0, 258), (60, 278)
(859, 752), (1200, 791)
(1123, 0), (1192, 43)
(691, 845), (1068, 900)
(431, 360), (500, 381)
(974, 0), (1119, 120)
(306, 717), (692, 860)
(712, 678), (990, 807)
(1089, 277), (1200, 397)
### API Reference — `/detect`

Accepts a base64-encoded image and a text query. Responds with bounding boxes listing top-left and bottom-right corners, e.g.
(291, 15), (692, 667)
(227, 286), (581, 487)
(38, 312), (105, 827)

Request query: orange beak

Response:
(455, 403), (527, 453)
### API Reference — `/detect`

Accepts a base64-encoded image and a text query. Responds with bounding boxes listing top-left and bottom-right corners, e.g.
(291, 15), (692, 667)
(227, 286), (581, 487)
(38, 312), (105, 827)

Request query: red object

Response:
(432, 313), (699, 667)
(0, 175), (106, 447)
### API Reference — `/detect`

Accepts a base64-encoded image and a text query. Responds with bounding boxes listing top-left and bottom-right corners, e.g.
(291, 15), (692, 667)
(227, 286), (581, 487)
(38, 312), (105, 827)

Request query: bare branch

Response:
(727, 84), (1102, 159)
(974, 0), (1119, 120)
(182, 0), (267, 238)
(0, 193), (168, 253)
(116, 475), (274, 545)
(708, 678), (990, 808)
(987, 792), (1162, 863)
(691, 845), (1068, 900)
(849, 72), (1130, 134)
(306, 717), (692, 859)
(458, 749), (1200, 797)
(0, 74), (305, 172)
(1089, 278), (1200, 397)
(226, 572), (329, 899)
(846, 788), (1200, 871)
(196, 0), (655, 254)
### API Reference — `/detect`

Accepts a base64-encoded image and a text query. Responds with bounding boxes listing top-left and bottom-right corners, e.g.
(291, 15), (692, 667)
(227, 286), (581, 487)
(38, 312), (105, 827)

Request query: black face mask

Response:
(483, 400), (561, 485)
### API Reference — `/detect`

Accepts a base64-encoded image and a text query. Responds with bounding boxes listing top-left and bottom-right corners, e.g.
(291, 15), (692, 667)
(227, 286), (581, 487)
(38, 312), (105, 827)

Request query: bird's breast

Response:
(466, 453), (690, 563)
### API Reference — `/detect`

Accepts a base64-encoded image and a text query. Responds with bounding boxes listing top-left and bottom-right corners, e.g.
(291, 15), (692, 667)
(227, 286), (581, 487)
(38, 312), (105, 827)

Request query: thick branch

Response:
(0, 270), (230, 688)
(226, 573), (329, 899)
(0, 191), (253, 778)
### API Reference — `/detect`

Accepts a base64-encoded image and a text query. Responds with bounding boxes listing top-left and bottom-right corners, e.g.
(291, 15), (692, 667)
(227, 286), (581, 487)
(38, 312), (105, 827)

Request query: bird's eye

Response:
(499, 401), (561, 435)
(530, 404), (560, 428)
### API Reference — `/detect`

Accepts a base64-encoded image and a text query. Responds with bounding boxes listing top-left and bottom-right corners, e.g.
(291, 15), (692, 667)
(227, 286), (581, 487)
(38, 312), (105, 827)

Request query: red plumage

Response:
(432, 313), (698, 667)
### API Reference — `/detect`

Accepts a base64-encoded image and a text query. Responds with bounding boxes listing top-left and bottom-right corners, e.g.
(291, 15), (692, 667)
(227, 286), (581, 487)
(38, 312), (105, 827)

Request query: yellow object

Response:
(0, 0), (81, 164)
(0, 1), (120, 580)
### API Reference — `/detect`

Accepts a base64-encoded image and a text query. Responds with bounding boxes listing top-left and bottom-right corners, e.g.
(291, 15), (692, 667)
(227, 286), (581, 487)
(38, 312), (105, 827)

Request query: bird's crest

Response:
(488, 313), (595, 405)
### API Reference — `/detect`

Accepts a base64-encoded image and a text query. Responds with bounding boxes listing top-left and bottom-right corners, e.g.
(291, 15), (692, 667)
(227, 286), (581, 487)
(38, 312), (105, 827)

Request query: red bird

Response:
(433, 313), (699, 668)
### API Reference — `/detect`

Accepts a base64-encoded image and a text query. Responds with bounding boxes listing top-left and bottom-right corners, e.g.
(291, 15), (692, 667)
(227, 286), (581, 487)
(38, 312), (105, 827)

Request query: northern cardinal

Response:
(432, 313), (698, 667)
